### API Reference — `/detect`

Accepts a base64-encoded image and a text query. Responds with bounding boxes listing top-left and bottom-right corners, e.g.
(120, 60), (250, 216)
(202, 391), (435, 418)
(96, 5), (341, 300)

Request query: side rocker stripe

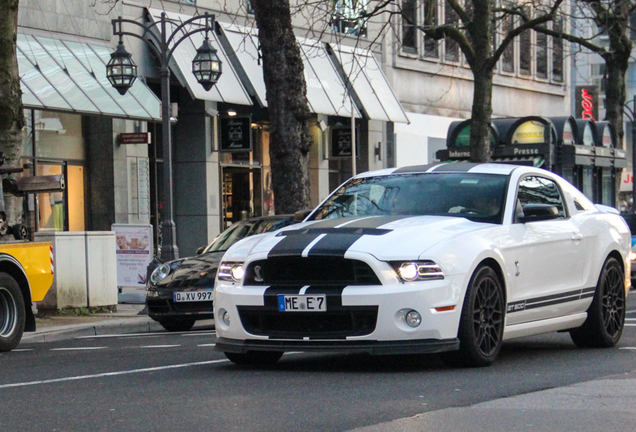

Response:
(507, 287), (597, 313)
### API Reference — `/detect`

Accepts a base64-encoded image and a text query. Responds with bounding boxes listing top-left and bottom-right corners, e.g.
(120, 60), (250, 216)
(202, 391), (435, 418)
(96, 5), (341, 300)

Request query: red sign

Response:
(119, 132), (151, 145)
(575, 86), (598, 120)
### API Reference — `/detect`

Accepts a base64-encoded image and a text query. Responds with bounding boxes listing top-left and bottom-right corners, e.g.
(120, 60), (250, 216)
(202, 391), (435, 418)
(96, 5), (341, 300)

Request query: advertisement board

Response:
(112, 224), (154, 287)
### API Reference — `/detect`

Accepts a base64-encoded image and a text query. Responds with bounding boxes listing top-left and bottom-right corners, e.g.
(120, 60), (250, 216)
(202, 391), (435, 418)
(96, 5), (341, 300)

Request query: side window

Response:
(516, 176), (566, 220)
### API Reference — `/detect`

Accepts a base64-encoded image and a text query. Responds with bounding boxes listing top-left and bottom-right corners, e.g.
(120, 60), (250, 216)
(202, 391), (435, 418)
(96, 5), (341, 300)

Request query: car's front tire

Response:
(570, 256), (625, 348)
(441, 265), (504, 368)
(0, 273), (26, 352)
(224, 351), (283, 366)
(159, 318), (196, 332)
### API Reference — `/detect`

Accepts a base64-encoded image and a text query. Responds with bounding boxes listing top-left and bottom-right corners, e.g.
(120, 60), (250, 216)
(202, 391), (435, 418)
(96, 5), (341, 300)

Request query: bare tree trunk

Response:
(251, 0), (312, 214)
(0, 0), (24, 233)
(602, 1), (632, 144)
(467, 0), (493, 163)
(470, 68), (494, 162)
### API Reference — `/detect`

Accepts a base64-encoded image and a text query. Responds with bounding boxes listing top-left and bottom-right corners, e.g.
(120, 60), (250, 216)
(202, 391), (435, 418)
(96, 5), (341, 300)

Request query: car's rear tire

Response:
(570, 257), (625, 348)
(0, 273), (26, 352)
(441, 265), (504, 368)
(159, 318), (196, 332)
(224, 351), (283, 366)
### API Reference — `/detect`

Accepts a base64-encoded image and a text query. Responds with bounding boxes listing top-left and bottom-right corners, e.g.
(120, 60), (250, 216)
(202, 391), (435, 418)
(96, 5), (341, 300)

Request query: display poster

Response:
(112, 224), (154, 287)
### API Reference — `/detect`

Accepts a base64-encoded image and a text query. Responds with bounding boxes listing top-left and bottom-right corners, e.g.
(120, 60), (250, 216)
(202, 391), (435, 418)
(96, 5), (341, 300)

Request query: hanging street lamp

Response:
(107, 11), (222, 262)
(106, 39), (138, 95)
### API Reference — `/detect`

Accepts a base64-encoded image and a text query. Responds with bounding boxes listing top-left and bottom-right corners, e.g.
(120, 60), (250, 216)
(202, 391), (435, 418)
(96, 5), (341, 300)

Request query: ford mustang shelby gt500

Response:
(214, 163), (631, 367)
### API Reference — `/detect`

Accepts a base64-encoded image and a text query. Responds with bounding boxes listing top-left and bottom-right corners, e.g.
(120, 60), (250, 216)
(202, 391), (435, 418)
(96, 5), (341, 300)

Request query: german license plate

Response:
(173, 291), (213, 302)
(278, 294), (327, 312)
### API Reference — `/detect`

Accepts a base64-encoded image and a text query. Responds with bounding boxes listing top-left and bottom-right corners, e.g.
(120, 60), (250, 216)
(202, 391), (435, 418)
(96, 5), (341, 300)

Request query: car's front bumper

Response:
(146, 288), (214, 321)
(214, 271), (467, 350)
(216, 337), (459, 355)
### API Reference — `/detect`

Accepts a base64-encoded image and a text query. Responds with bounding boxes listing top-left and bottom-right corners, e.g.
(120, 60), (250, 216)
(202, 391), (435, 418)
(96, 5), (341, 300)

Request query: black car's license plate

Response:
(173, 291), (213, 302)
(277, 294), (326, 312)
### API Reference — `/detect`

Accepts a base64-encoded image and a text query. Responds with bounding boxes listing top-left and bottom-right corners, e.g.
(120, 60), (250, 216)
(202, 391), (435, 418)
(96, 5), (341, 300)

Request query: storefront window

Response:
(21, 109), (34, 157)
(37, 163), (65, 231)
(34, 111), (85, 160)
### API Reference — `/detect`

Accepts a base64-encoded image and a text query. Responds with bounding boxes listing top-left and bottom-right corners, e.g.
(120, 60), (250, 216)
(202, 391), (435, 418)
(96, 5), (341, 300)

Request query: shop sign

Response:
(621, 171), (633, 192)
(331, 127), (357, 157)
(119, 132), (151, 145)
(511, 121), (545, 144)
(220, 116), (252, 152)
(575, 86), (598, 120)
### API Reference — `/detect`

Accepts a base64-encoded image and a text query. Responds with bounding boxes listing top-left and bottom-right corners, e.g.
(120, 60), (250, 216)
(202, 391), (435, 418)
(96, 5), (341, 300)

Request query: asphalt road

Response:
(2, 294), (636, 432)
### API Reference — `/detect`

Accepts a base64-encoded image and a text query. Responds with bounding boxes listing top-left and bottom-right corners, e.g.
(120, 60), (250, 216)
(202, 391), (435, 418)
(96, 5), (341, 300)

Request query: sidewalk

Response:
(22, 288), (214, 344)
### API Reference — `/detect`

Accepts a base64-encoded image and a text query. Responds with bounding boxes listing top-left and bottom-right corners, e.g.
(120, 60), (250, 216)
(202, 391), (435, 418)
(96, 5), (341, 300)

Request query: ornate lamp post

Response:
(106, 12), (222, 261)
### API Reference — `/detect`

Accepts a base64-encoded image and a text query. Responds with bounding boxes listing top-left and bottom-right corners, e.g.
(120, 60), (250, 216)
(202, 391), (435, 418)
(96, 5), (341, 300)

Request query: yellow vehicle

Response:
(0, 241), (54, 351)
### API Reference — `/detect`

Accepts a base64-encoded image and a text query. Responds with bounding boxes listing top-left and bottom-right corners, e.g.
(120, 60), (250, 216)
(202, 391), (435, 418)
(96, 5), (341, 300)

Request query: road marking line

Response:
(76, 331), (216, 339)
(625, 324), (636, 327)
(50, 347), (107, 351)
(180, 332), (216, 337)
(0, 359), (228, 389)
(619, 347), (636, 350)
(11, 349), (34, 352)
(140, 345), (181, 348)
(197, 344), (216, 347)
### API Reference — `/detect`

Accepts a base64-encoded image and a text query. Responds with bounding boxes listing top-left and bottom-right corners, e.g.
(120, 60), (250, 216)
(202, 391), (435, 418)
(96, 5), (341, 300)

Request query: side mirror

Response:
(518, 204), (560, 223)
(294, 209), (313, 222)
(196, 246), (205, 255)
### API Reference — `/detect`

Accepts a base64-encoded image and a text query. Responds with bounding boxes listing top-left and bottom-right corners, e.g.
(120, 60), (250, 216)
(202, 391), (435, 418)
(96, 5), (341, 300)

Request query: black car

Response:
(146, 215), (297, 331)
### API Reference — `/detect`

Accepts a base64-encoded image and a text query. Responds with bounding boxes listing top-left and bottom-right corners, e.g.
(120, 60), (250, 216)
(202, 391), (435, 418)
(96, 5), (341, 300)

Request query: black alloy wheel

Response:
(441, 265), (504, 367)
(570, 257), (625, 348)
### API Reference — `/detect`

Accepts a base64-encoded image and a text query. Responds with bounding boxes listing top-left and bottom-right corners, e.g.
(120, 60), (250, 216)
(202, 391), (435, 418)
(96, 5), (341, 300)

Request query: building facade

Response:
(14, 0), (573, 260)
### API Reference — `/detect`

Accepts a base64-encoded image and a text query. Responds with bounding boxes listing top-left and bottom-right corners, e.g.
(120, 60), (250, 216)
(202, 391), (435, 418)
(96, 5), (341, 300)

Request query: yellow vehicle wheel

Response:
(0, 273), (25, 352)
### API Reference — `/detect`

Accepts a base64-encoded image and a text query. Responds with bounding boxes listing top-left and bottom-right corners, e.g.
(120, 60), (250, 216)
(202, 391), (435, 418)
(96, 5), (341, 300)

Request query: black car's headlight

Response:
(149, 261), (183, 285)
(390, 260), (444, 282)
(218, 262), (245, 283)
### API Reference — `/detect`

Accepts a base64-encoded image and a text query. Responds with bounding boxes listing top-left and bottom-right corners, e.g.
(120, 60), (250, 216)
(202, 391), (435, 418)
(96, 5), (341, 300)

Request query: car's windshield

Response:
(309, 173), (509, 224)
(202, 217), (291, 253)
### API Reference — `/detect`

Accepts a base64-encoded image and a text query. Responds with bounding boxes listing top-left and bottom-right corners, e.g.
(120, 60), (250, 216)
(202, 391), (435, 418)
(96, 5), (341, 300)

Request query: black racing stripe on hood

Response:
(307, 232), (364, 257)
(268, 232), (324, 257)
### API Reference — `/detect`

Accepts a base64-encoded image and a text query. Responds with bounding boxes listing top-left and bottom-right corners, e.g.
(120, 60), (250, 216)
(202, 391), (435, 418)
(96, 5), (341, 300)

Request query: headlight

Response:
(218, 262), (245, 283)
(149, 261), (183, 285)
(630, 251), (636, 261)
(391, 260), (444, 282)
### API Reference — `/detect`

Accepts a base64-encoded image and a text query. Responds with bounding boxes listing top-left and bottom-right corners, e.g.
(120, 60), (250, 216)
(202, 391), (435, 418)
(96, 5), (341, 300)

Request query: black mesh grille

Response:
(244, 257), (381, 286)
(237, 306), (378, 339)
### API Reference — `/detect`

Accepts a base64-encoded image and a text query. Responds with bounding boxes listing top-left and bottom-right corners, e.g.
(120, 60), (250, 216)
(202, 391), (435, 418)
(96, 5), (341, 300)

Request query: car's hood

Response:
(153, 251), (225, 289)
(225, 215), (491, 262)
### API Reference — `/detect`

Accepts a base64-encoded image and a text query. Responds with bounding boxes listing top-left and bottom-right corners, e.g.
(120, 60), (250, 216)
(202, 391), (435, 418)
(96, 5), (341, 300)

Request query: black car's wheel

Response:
(159, 318), (196, 332)
(570, 257), (625, 348)
(224, 351), (283, 366)
(0, 273), (26, 352)
(441, 265), (504, 368)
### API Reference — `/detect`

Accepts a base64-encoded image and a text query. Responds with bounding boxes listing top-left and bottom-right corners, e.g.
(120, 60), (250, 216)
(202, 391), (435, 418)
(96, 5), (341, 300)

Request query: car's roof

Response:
(354, 162), (527, 179)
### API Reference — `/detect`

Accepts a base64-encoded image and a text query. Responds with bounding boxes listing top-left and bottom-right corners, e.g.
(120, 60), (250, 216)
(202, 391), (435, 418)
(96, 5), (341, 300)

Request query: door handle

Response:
(572, 233), (583, 241)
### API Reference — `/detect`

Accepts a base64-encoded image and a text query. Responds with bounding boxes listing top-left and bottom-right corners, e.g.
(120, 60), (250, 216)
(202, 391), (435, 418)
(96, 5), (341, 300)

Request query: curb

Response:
(21, 318), (166, 343)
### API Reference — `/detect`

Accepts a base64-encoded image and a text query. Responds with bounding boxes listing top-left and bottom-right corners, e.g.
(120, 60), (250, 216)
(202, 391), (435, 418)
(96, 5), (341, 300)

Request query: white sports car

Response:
(214, 163), (631, 367)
